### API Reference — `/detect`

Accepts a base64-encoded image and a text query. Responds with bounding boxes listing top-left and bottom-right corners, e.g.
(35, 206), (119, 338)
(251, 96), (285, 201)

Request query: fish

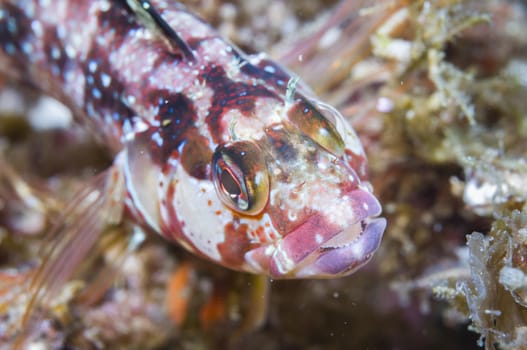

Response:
(0, 0), (386, 285)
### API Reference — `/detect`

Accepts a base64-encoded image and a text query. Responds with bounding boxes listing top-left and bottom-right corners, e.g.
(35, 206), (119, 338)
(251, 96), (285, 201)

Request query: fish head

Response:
(123, 78), (385, 279)
(204, 93), (386, 278)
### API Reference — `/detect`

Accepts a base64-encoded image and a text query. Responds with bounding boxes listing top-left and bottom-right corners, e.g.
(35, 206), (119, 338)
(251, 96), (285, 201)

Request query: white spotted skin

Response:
(170, 165), (226, 262)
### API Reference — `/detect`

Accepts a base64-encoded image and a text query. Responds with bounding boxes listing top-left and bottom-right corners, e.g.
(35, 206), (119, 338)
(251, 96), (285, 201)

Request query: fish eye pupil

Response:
(212, 141), (269, 215)
(220, 169), (241, 198)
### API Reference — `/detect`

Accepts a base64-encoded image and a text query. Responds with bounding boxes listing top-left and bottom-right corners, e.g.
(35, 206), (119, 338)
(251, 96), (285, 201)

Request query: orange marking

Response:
(199, 285), (227, 329)
(254, 226), (265, 240)
(166, 262), (194, 327)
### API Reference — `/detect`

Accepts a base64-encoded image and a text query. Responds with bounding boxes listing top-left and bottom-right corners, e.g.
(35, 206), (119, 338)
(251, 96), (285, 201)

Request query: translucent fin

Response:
(19, 165), (126, 339)
(276, 0), (403, 94)
(75, 226), (146, 307)
(123, 132), (162, 233)
(0, 152), (52, 235)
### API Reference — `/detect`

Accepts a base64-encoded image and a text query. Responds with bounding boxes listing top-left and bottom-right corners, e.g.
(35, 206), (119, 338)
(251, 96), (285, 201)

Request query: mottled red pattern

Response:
(0, 3), (32, 74)
(218, 220), (257, 267)
(83, 44), (136, 128)
(42, 28), (72, 79)
(96, 1), (139, 47)
(180, 134), (212, 179)
(202, 65), (280, 143)
(155, 91), (199, 163)
(240, 58), (290, 92)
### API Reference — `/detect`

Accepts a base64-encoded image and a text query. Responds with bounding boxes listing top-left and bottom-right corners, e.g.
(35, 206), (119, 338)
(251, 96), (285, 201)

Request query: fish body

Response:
(0, 0), (386, 278)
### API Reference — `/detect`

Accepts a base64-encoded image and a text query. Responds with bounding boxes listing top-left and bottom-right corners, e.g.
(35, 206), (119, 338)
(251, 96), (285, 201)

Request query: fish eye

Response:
(212, 141), (269, 215)
(288, 98), (345, 156)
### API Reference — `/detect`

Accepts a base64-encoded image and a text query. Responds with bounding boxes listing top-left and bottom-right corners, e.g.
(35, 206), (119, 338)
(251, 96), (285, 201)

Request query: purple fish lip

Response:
(292, 217), (387, 278)
(244, 188), (386, 278)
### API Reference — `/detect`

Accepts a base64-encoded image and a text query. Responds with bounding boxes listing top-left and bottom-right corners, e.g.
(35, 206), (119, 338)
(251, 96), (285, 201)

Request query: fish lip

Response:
(261, 188), (386, 278)
(292, 216), (387, 278)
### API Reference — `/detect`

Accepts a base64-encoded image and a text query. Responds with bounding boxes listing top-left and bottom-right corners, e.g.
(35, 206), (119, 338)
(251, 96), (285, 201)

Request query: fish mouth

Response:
(245, 188), (387, 278)
(291, 216), (386, 278)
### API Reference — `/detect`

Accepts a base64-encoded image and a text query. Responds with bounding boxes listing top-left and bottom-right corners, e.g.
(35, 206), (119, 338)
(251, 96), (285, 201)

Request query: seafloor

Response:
(1, 0), (527, 349)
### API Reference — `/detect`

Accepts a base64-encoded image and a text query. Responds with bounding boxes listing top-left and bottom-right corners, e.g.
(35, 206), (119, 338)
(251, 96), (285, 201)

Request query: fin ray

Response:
(21, 165), (126, 333)
(76, 226), (146, 306)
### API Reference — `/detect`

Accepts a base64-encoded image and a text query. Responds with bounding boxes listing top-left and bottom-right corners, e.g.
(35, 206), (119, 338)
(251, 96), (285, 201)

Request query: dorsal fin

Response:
(126, 0), (195, 61)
